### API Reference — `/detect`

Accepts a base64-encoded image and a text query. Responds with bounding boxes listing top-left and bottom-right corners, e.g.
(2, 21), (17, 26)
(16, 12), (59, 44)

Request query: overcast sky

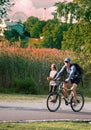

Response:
(8, 0), (72, 21)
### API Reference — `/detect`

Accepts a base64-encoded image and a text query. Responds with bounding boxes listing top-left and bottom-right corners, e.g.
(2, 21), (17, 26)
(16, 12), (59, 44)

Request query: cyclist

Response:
(54, 57), (82, 105)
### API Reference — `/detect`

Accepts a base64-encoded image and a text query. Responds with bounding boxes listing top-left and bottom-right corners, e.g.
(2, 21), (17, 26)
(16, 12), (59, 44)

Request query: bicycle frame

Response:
(57, 82), (73, 104)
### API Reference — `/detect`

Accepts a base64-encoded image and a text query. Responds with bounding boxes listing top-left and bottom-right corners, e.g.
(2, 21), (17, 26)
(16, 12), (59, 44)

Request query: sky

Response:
(8, 0), (72, 22)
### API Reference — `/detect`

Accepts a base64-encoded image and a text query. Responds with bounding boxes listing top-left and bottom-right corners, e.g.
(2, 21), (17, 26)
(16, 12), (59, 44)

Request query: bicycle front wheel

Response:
(46, 93), (61, 112)
(70, 92), (84, 112)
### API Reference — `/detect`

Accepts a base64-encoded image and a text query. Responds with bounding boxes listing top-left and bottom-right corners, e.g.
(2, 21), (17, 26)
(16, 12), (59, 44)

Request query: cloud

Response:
(8, 0), (72, 21)
(31, 0), (57, 8)
(9, 0), (34, 16)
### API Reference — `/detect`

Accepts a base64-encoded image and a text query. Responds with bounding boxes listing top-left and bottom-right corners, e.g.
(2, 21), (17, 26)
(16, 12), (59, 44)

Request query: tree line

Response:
(0, 0), (91, 96)
(1, 0), (91, 54)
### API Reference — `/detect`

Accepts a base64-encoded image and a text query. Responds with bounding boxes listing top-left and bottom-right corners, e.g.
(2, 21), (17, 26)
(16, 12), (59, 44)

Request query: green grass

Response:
(0, 122), (91, 130)
(0, 94), (47, 101)
(0, 93), (91, 102)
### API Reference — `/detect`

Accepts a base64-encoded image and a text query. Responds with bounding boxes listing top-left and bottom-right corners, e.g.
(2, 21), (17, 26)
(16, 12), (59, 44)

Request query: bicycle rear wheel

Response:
(46, 93), (61, 112)
(70, 92), (84, 112)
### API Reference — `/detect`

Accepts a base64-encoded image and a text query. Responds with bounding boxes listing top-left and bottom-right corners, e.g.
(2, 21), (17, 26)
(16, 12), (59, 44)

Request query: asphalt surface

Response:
(0, 99), (91, 122)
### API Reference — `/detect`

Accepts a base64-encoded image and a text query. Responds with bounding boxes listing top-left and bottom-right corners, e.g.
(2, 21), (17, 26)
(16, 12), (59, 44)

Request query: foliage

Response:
(42, 20), (68, 49)
(24, 16), (39, 37)
(23, 18), (68, 49)
(55, 0), (91, 24)
(4, 28), (27, 47)
(0, 47), (90, 96)
(0, 0), (15, 18)
(54, 0), (91, 52)
(28, 38), (43, 48)
(4, 29), (20, 43)
(0, 47), (74, 94)
(20, 38), (29, 48)
(62, 23), (91, 53)
(1, 0), (91, 53)
(73, 0), (91, 23)
(55, 1), (79, 24)
(30, 20), (46, 38)
(0, 1), (91, 96)
(24, 17), (46, 38)
(13, 77), (38, 94)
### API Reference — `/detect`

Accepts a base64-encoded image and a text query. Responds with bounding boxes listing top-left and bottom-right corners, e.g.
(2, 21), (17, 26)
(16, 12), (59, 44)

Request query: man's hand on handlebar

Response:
(56, 77), (61, 81)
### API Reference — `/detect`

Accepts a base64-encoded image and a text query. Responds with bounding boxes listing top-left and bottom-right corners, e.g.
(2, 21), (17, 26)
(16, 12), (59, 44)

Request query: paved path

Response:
(0, 99), (91, 122)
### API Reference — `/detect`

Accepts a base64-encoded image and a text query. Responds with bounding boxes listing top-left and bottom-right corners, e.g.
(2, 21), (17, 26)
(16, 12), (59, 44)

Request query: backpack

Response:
(71, 63), (83, 75)
(71, 63), (84, 87)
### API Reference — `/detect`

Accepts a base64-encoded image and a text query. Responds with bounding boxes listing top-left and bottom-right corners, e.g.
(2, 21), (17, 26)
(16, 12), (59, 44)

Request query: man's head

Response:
(64, 57), (71, 63)
(64, 57), (71, 67)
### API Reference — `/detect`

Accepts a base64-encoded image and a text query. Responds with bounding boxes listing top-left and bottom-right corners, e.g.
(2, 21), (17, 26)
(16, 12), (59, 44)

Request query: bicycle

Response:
(46, 81), (84, 112)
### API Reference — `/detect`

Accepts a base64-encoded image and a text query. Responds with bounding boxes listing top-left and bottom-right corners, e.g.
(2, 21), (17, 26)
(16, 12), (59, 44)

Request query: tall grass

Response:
(0, 47), (91, 95)
(0, 47), (72, 93)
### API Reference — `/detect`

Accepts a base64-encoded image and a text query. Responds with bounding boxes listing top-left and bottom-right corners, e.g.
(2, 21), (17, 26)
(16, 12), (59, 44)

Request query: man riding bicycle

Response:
(54, 57), (82, 105)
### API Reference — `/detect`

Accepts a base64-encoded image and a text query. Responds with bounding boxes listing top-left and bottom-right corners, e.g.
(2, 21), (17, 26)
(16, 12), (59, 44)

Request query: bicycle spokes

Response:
(70, 93), (84, 112)
(46, 93), (61, 112)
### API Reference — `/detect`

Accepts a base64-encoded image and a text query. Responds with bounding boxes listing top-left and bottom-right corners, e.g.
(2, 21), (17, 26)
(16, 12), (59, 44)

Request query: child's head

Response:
(51, 63), (57, 70)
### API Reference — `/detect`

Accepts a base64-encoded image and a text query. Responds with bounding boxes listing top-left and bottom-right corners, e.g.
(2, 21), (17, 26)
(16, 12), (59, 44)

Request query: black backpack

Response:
(71, 63), (84, 87)
(71, 63), (83, 75)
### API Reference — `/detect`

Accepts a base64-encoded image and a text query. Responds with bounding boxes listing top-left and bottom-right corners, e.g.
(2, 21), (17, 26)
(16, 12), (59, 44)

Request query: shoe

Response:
(77, 99), (80, 103)
(63, 97), (69, 105)
(50, 99), (56, 103)
(65, 100), (69, 105)
(72, 102), (77, 107)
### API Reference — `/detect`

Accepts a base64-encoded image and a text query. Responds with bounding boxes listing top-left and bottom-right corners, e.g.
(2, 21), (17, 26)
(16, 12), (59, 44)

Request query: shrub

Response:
(13, 77), (39, 94)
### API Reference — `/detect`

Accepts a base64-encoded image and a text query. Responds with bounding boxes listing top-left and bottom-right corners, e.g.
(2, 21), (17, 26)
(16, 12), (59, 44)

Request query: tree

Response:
(55, 1), (79, 24)
(42, 19), (68, 49)
(0, 0), (15, 18)
(24, 16), (39, 37)
(30, 20), (46, 38)
(4, 29), (21, 43)
(55, 0), (91, 53)
(62, 23), (91, 53)
(55, 0), (91, 24)
(73, 0), (91, 23)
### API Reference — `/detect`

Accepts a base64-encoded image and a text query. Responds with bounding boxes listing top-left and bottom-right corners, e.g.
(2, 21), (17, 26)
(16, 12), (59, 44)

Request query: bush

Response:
(13, 77), (39, 94)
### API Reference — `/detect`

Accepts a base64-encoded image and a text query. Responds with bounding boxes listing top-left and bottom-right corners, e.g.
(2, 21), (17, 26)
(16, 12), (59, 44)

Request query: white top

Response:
(49, 70), (57, 86)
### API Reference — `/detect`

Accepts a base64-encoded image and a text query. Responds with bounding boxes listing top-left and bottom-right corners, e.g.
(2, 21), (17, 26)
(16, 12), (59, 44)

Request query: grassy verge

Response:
(0, 94), (91, 102)
(0, 94), (47, 102)
(0, 121), (91, 130)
